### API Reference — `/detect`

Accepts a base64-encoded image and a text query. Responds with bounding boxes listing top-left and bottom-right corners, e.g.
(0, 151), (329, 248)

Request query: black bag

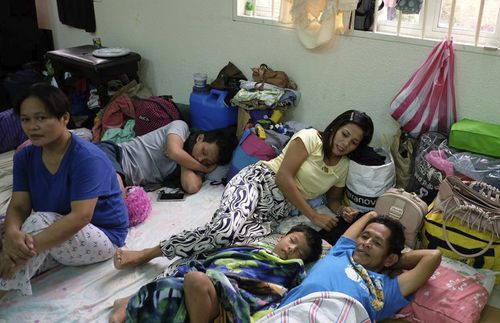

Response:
(210, 62), (247, 105)
(354, 0), (385, 31)
(408, 132), (448, 204)
(4, 69), (43, 107)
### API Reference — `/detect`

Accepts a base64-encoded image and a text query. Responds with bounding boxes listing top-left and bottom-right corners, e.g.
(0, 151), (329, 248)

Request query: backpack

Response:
(133, 95), (182, 136)
(374, 188), (428, 248)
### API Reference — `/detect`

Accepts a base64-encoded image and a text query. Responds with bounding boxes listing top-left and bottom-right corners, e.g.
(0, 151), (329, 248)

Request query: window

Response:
(236, 0), (281, 20)
(375, 0), (500, 47)
(233, 0), (500, 48)
(234, 0), (291, 26)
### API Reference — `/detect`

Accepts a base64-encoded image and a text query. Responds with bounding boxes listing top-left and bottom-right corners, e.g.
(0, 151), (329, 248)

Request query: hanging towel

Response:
(57, 0), (96, 33)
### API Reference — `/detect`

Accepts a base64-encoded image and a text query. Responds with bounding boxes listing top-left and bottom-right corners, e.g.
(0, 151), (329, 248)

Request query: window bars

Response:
(366, 0), (496, 48)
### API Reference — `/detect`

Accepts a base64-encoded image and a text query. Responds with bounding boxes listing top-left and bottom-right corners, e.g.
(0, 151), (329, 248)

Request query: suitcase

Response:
(374, 188), (428, 248)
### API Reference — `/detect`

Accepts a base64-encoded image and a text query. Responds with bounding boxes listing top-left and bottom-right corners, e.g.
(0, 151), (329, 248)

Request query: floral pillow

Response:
(394, 256), (496, 323)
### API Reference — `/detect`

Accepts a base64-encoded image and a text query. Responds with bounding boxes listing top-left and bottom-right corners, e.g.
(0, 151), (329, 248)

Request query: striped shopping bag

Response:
(390, 39), (457, 138)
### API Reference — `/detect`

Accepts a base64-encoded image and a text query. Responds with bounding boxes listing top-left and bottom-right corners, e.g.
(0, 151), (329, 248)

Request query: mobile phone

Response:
(157, 189), (185, 201)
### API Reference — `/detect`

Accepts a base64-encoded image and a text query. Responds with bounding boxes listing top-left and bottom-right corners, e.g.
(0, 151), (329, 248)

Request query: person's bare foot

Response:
(113, 246), (162, 270)
(113, 249), (145, 269)
(109, 296), (131, 323)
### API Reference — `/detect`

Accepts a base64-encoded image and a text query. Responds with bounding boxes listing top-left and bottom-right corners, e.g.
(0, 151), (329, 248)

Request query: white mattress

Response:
(0, 181), (225, 322)
(0, 147), (499, 322)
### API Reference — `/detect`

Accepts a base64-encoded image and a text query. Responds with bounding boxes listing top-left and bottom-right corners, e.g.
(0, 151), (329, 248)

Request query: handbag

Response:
(375, 188), (427, 248)
(433, 176), (500, 241)
(251, 64), (297, 90)
(210, 62), (247, 104)
(423, 210), (500, 283)
(390, 39), (457, 138)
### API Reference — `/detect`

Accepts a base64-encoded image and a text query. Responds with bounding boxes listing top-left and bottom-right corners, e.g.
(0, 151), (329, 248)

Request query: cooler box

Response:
(190, 88), (238, 131)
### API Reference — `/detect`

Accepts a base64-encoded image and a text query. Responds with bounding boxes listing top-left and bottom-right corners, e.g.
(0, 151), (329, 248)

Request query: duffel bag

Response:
(422, 210), (500, 283)
(449, 118), (500, 158)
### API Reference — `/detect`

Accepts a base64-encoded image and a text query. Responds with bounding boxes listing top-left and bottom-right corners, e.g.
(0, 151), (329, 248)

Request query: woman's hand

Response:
(340, 206), (359, 223)
(311, 212), (339, 231)
(0, 251), (23, 279)
(2, 229), (36, 262)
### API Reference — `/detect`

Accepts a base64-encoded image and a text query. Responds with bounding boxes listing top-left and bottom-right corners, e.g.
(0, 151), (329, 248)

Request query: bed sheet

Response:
(0, 182), (225, 323)
(0, 148), (499, 321)
(0, 150), (14, 215)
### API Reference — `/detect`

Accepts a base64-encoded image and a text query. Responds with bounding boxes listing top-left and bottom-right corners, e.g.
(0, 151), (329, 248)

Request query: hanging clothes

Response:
(291, 0), (337, 49)
(56, 0), (96, 33)
(396, 0), (423, 14)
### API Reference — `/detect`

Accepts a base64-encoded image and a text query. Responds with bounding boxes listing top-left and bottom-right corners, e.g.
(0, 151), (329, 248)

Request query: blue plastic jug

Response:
(190, 88), (238, 131)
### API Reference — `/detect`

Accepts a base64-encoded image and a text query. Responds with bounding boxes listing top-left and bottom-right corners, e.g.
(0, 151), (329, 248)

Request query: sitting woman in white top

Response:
(270, 212), (441, 322)
(113, 110), (374, 269)
(96, 120), (237, 195)
(0, 83), (129, 300)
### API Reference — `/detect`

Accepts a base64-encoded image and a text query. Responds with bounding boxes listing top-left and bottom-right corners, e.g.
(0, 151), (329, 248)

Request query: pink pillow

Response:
(396, 265), (490, 323)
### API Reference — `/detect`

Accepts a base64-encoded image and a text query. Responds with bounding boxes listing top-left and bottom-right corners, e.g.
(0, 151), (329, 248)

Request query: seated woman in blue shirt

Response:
(0, 83), (129, 299)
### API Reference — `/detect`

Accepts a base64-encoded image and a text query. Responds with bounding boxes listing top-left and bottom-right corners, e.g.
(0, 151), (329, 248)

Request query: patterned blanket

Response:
(126, 244), (306, 323)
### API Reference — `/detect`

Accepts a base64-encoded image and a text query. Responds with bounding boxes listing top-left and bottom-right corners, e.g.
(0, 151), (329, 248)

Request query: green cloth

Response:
(101, 119), (135, 143)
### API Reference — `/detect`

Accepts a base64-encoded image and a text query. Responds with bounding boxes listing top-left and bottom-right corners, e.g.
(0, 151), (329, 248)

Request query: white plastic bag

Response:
(345, 148), (396, 212)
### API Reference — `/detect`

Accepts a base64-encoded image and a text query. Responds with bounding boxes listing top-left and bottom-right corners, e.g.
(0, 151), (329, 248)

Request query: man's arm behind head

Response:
(396, 249), (442, 297)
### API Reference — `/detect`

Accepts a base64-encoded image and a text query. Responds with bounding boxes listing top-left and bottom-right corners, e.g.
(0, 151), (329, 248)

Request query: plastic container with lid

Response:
(189, 88), (237, 131)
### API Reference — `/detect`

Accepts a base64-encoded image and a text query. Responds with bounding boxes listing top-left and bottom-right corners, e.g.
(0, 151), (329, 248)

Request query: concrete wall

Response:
(36, 0), (500, 145)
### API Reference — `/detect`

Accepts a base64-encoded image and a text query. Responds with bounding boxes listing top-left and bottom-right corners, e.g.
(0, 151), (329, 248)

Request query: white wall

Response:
(38, 0), (500, 146)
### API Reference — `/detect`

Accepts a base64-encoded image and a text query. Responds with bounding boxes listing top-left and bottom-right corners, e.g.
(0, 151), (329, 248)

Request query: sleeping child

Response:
(109, 224), (323, 323)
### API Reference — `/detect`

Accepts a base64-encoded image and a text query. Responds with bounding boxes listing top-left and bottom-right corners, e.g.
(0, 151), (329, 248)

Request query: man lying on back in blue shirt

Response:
(279, 211), (441, 322)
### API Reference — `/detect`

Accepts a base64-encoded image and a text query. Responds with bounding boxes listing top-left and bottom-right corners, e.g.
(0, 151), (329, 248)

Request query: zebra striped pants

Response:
(159, 163), (292, 259)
